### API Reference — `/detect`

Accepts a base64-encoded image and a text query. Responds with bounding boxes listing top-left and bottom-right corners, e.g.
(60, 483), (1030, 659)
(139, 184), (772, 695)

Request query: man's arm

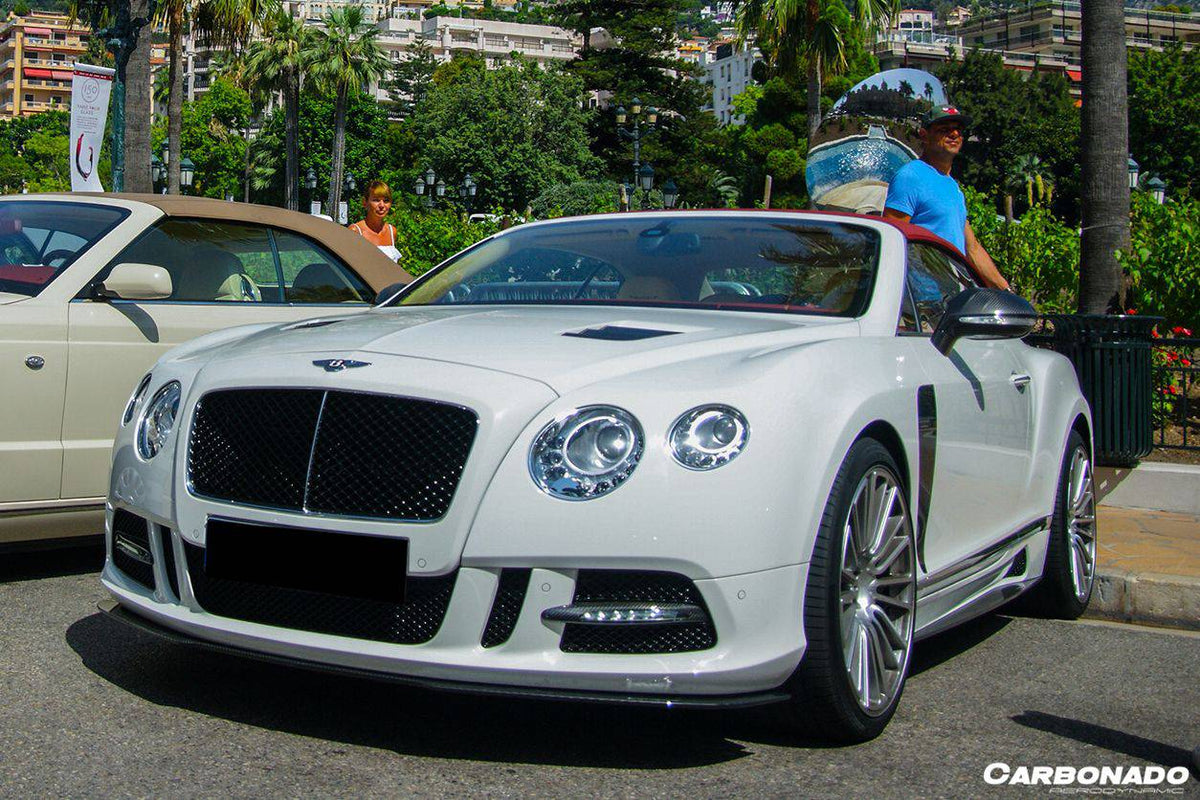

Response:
(964, 221), (1009, 290)
(883, 208), (910, 223)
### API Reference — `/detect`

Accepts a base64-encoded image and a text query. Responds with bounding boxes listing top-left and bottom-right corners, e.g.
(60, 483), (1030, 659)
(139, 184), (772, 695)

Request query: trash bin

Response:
(1043, 314), (1162, 466)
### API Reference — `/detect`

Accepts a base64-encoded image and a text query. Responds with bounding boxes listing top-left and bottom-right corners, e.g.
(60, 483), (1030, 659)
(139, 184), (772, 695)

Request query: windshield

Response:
(391, 215), (881, 317)
(0, 201), (130, 297)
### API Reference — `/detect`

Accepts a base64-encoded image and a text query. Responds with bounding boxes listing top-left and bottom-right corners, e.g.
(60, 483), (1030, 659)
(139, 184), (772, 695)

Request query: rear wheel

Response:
(1024, 430), (1096, 619)
(783, 438), (916, 743)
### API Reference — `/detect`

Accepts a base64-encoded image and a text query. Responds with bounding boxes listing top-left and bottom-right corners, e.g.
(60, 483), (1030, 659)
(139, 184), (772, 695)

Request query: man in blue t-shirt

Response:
(884, 105), (1009, 290)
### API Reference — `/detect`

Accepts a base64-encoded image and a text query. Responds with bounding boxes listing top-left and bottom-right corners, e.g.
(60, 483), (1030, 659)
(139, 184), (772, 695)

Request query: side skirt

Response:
(914, 517), (1050, 641)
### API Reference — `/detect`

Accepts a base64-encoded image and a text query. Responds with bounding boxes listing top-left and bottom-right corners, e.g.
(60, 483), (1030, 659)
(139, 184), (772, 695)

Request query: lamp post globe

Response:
(179, 157), (196, 191)
(305, 167), (317, 191)
(1146, 176), (1166, 204)
(1127, 156), (1139, 191)
(638, 163), (655, 193)
(662, 178), (679, 209)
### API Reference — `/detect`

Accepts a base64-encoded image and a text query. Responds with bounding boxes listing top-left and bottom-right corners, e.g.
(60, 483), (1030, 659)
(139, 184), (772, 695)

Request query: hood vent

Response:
(563, 325), (680, 342)
(285, 318), (346, 331)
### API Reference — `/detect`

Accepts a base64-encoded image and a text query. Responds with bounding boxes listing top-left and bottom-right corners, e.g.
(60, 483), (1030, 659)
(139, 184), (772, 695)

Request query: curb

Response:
(1086, 567), (1200, 631)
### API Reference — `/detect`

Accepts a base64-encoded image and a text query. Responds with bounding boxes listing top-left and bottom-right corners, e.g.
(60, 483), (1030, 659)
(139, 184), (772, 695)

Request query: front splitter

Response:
(98, 599), (792, 710)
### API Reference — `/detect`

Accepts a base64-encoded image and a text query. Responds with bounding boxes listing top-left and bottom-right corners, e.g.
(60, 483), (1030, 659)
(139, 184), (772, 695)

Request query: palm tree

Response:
(1008, 154), (1053, 209)
(737, 0), (897, 140)
(244, 9), (311, 210)
(308, 5), (390, 216)
(1079, 0), (1129, 314)
(211, 51), (271, 201)
(159, 0), (274, 194)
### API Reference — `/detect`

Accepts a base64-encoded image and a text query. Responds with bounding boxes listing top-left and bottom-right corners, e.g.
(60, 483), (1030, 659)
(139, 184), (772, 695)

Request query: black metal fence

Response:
(1151, 335), (1199, 453)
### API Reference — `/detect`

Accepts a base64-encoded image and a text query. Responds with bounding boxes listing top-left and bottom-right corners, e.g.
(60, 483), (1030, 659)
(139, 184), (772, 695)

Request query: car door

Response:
(901, 243), (1033, 575)
(0, 199), (131, 505)
(61, 218), (375, 501)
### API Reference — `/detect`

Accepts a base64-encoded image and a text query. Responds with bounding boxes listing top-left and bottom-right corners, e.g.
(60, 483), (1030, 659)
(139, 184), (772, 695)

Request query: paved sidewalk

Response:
(1090, 505), (1200, 630)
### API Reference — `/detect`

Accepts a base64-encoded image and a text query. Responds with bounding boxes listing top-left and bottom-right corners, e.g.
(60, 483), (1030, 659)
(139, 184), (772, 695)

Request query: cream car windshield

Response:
(0, 201), (129, 297)
(391, 216), (882, 317)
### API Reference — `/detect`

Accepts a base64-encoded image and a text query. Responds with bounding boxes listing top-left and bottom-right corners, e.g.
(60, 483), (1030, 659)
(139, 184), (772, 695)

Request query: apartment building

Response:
(703, 41), (760, 126)
(0, 11), (90, 119)
(374, 15), (579, 101)
(954, 1), (1198, 60)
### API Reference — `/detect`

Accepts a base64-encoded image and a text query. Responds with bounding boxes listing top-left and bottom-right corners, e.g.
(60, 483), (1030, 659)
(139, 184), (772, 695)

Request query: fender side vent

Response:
(1005, 547), (1028, 578)
(112, 509), (154, 592)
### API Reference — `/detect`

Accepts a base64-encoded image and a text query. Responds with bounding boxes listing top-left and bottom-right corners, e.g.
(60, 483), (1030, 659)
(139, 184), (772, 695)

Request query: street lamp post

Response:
(1127, 156), (1140, 190)
(412, 169), (467, 210)
(616, 97), (659, 210)
(338, 172), (356, 224)
(306, 167), (319, 215)
(457, 173), (477, 213)
(179, 157), (195, 194)
(1146, 176), (1166, 204)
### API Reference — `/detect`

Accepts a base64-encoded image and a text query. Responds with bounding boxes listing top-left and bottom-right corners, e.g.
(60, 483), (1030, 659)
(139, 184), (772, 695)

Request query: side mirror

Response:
(373, 280), (410, 306)
(930, 288), (1038, 356)
(97, 263), (173, 301)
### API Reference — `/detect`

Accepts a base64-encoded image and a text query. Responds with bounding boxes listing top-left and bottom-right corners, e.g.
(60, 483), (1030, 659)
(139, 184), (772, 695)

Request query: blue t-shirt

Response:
(885, 159), (967, 253)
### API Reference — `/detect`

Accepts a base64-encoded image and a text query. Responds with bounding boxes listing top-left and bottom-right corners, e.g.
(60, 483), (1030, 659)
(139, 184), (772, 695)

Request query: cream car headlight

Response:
(668, 405), (749, 470)
(529, 406), (643, 500)
(122, 373), (153, 427)
(136, 381), (182, 460)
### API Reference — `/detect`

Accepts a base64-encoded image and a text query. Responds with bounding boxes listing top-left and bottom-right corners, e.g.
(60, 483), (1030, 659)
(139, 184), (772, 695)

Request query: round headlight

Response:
(122, 373), (153, 427)
(136, 381), (182, 460)
(668, 405), (749, 470)
(529, 406), (643, 500)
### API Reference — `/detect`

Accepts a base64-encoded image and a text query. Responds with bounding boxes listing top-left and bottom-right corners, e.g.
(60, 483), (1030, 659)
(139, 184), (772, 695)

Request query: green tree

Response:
(406, 57), (602, 211)
(1128, 44), (1198, 197)
(935, 49), (1080, 219)
(386, 36), (438, 118)
(737, 0), (896, 138)
(170, 77), (252, 199)
(308, 4), (391, 215)
(244, 9), (311, 209)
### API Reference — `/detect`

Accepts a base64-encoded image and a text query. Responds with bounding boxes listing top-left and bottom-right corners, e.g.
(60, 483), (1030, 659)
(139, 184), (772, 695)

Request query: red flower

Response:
(1168, 385), (1181, 396)
(1184, 359), (1193, 367)
(1172, 326), (1194, 337)
(1165, 352), (1179, 362)
(1152, 329), (1161, 338)
(1127, 308), (1138, 315)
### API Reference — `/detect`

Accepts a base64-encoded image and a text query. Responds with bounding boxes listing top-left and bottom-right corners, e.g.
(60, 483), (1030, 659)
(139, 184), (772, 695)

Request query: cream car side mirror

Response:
(98, 263), (173, 301)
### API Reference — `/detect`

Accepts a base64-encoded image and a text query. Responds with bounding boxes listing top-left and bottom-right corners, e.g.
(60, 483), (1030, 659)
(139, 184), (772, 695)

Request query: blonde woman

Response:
(349, 180), (402, 262)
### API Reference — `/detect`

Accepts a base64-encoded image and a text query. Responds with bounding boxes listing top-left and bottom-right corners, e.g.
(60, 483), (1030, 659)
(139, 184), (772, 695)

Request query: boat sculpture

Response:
(805, 68), (947, 214)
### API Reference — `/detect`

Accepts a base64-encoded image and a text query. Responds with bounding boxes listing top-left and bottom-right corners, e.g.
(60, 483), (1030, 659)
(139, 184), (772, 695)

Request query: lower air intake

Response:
(559, 570), (717, 654)
(112, 509), (154, 591)
(183, 542), (456, 645)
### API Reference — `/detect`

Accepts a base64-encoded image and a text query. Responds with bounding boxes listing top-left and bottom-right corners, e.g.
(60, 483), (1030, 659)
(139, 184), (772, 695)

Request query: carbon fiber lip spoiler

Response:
(97, 599), (791, 711)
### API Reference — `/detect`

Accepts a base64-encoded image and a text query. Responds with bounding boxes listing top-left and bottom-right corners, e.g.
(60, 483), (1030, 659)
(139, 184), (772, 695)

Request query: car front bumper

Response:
(101, 516), (810, 701)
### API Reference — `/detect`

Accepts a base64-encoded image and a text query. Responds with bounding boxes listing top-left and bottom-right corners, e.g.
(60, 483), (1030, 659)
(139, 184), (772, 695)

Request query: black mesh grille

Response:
(111, 509), (154, 591)
(188, 389), (477, 520)
(183, 542), (456, 644)
(306, 391), (478, 519)
(560, 571), (717, 654)
(159, 526), (180, 600)
(481, 569), (531, 648)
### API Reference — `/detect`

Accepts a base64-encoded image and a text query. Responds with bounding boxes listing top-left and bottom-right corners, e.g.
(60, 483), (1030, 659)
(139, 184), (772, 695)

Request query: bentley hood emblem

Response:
(313, 358), (371, 372)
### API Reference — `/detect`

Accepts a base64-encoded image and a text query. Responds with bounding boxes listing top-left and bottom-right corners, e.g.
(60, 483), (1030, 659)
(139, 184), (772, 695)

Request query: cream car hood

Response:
(210, 305), (861, 394)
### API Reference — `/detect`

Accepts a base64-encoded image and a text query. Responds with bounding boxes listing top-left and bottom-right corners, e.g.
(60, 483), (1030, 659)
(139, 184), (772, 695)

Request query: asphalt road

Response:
(1, 544), (1197, 799)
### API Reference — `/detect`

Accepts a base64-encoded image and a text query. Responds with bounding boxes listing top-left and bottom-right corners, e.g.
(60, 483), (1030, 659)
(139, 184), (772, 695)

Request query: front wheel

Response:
(1023, 430), (1096, 619)
(782, 438), (917, 743)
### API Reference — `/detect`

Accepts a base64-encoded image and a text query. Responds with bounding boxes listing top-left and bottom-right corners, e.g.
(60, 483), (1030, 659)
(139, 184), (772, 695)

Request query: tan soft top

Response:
(43, 193), (413, 291)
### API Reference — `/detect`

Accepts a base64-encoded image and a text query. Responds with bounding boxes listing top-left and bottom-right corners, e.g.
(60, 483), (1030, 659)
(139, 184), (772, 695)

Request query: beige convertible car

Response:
(1, 193), (409, 548)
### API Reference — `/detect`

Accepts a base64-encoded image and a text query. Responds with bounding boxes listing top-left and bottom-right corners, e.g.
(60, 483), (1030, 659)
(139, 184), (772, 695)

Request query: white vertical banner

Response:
(69, 63), (115, 192)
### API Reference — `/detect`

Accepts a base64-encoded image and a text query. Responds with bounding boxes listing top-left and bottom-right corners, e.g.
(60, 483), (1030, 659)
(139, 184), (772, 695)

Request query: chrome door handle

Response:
(1010, 373), (1031, 391)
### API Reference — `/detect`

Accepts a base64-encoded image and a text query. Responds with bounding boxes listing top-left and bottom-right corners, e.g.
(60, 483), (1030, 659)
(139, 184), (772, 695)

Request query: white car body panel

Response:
(100, 211), (1091, 702)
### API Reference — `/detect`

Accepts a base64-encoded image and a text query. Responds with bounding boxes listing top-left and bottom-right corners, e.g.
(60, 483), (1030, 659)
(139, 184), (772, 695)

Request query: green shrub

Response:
(529, 181), (621, 219)
(393, 206), (502, 277)
(1119, 192), (1200, 329)
(966, 187), (1079, 313)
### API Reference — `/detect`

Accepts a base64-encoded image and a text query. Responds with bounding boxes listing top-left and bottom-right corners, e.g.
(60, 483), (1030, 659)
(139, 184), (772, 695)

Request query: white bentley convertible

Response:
(101, 211), (1095, 742)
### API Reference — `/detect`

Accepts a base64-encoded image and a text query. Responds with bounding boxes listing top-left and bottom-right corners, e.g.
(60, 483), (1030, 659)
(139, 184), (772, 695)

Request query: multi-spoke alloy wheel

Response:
(1065, 447), (1097, 603)
(1022, 429), (1097, 620)
(785, 437), (917, 743)
(839, 467), (916, 715)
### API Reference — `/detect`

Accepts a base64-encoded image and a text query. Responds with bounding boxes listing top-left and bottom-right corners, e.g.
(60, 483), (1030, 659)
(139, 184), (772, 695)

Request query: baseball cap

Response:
(922, 104), (971, 129)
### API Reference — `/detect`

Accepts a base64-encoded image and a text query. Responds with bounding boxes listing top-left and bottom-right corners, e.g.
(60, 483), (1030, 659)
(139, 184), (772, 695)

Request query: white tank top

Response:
(353, 222), (402, 263)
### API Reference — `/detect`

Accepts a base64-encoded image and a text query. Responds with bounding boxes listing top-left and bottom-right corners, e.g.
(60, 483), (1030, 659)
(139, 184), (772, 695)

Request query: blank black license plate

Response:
(205, 518), (406, 603)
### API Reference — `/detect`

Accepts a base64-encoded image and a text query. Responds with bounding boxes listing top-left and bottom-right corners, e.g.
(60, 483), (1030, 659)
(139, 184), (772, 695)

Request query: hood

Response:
(216, 305), (860, 393)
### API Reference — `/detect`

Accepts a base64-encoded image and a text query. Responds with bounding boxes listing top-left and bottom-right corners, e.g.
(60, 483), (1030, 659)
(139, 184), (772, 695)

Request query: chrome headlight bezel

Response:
(528, 405), (644, 501)
(136, 381), (182, 461)
(667, 405), (749, 471)
(122, 372), (153, 427)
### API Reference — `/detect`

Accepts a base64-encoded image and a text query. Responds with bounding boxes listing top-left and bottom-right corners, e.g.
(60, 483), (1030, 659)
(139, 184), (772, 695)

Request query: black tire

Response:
(1021, 429), (1096, 619)
(780, 437), (917, 743)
